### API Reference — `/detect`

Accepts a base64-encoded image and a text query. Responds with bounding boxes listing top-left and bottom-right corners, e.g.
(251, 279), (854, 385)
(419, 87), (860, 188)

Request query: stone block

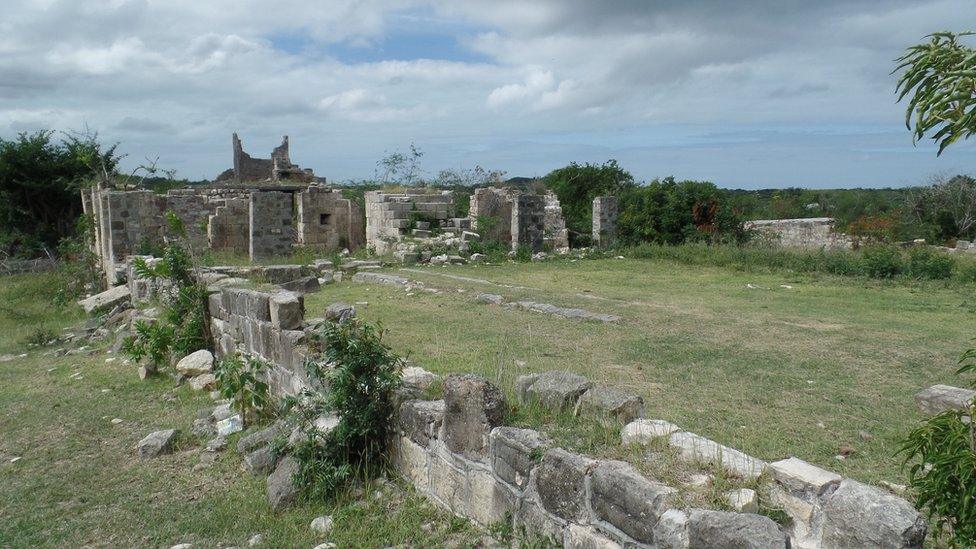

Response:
(515, 496), (566, 546)
(576, 385), (644, 425)
(915, 384), (976, 415)
(243, 446), (279, 476)
(398, 399), (445, 446)
(515, 373), (540, 402)
(475, 293), (504, 305)
(175, 349), (214, 377)
(687, 510), (788, 549)
(137, 429), (178, 459)
(189, 373), (217, 391)
(725, 488), (759, 513)
(466, 467), (516, 527)
(653, 509), (690, 549)
(489, 427), (548, 490)
(534, 448), (595, 521)
(78, 284), (131, 315)
(391, 435), (429, 491)
(621, 419), (681, 446)
(269, 290), (304, 330)
(237, 422), (286, 454)
(564, 524), (622, 549)
(821, 479), (926, 548)
(429, 447), (466, 512)
(521, 370), (593, 412)
(266, 456), (300, 512)
(261, 264), (303, 284)
(768, 457), (841, 496)
(324, 301), (356, 323)
(279, 276), (320, 294)
(441, 374), (506, 461)
(668, 431), (766, 480)
(589, 459), (676, 543)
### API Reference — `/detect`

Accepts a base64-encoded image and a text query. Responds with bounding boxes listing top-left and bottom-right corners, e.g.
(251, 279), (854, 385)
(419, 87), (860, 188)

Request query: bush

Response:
(214, 354), (273, 425)
(285, 319), (403, 500)
(860, 245), (903, 278)
(906, 247), (955, 280)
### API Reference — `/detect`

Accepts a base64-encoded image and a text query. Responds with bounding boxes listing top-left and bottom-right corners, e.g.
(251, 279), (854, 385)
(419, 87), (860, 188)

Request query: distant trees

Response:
(541, 160), (636, 245)
(907, 174), (976, 242)
(0, 131), (116, 258)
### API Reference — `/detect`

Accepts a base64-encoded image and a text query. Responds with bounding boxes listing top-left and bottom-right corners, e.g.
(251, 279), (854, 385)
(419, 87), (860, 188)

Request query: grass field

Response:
(306, 256), (975, 486)
(0, 274), (483, 548)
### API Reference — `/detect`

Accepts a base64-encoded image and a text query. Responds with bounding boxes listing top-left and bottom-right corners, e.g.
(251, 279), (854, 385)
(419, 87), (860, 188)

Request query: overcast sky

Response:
(2, 1), (974, 188)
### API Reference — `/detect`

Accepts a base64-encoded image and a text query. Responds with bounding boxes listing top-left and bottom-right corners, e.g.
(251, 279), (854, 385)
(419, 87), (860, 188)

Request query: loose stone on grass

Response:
(310, 515), (334, 536)
(175, 349), (214, 377)
(137, 429), (179, 459)
(266, 456), (300, 511)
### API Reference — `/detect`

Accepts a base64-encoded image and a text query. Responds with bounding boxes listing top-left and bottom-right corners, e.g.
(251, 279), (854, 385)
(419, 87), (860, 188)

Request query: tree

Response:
(895, 31), (976, 155)
(541, 160), (636, 246)
(906, 174), (976, 241)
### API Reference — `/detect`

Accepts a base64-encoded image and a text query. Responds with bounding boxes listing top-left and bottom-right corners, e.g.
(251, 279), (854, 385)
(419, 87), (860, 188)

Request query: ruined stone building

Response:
(84, 135), (364, 284)
(466, 187), (569, 252)
(743, 217), (853, 250)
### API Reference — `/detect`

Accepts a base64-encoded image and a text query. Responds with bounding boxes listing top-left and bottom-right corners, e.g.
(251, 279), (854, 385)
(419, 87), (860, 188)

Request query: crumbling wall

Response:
(364, 189), (454, 254)
(208, 198), (250, 255)
(469, 187), (513, 245)
(543, 191), (569, 251)
(744, 217), (853, 250)
(249, 191), (294, 260)
(219, 133), (315, 183)
(511, 194), (545, 252)
(295, 187), (364, 252)
(592, 196), (619, 248)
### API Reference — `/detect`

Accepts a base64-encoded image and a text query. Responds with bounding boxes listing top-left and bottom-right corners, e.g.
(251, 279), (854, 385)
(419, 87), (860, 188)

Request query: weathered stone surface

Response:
(521, 370), (592, 412)
(352, 271), (410, 286)
(821, 479), (926, 548)
(687, 510), (788, 549)
(465, 467), (516, 526)
(589, 459), (675, 543)
(78, 285), (131, 315)
(216, 414), (244, 436)
(475, 293), (504, 305)
(515, 496), (566, 546)
(269, 291), (303, 330)
(261, 265), (303, 284)
(535, 448), (595, 521)
(392, 436), (429, 491)
(237, 422), (286, 454)
(175, 349), (214, 377)
(769, 457), (841, 496)
(489, 427), (548, 490)
(725, 488), (759, 513)
(402, 366), (439, 393)
(515, 373), (540, 402)
(137, 429), (178, 459)
(189, 373), (217, 391)
(575, 385), (644, 425)
(310, 515), (334, 536)
(668, 431), (766, 480)
(653, 509), (690, 549)
(267, 456), (300, 512)
(243, 446), (279, 476)
(324, 301), (356, 323)
(429, 447), (466, 511)
(398, 399), (445, 446)
(441, 374), (506, 460)
(915, 384), (976, 415)
(564, 524), (622, 549)
(621, 419), (681, 446)
(768, 484), (818, 546)
(279, 276), (320, 294)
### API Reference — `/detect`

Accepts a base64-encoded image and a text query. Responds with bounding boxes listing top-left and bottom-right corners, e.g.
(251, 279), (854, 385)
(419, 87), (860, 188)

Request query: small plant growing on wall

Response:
(281, 319), (402, 501)
(121, 211), (209, 373)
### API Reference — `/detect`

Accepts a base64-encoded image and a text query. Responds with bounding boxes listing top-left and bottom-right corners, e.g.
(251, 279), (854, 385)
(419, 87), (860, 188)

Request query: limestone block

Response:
(653, 509), (690, 549)
(489, 426), (548, 490)
(589, 459), (676, 543)
(398, 399), (445, 446)
(821, 479), (926, 548)
(243, 446), (279, 476)
(515, 495), (566, 546)
(279, 276), (320, 294)
(521, 370), (593, 413)
(189, 373), (217, 391)
(575, 385), (644, 425)
(266, 456), (300, 512)
(465, 467), (516, 527)
(914, 384), (976, 415)
(78, 284), (131, 315)
(391, 435), (429, 491)
(269, 291), (304, 330)
(515, 373), (540, 402)
(564, 524), (622, 549)
(175, 349), (214, 377)
(686, 510), (788, 549)
(324, 301), (356, 323)
(725, 488), (759, 513)
(475, 293), (504, 305)
(441, 374), (506, 461)
(402, 366), (440, 394)
(621, 419), (681, 446)
(534, 448), (595, 521)
(428, 447), (466, 512)
(768, 457), (841, 496)
(667, 431), (766, 480)
(262, 265), (303, 284)
(137, 429), (178, 459)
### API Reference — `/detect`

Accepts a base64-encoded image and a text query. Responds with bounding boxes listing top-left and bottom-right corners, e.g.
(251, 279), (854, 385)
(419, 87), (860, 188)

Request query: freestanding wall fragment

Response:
(592, 196), (618, 248)
(249, 191), (294, 260)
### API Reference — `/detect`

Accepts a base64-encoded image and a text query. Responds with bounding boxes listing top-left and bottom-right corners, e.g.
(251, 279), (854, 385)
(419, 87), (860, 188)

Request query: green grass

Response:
(305, 256), (975, 486)
(0, 273), (482, 548)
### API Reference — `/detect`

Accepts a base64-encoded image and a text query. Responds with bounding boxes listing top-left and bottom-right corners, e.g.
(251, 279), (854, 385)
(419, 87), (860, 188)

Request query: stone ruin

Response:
(592, 196), (618, 248)
(744, 217), (853, 250)
(215, 133), (316, 184)
(83, 134), (365, 284)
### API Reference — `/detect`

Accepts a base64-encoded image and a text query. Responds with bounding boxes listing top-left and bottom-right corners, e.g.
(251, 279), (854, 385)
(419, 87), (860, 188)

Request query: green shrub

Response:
(860, 245), (903, 278)
(466, 239), (509, 263)
(513, 245), (532, 263)
(214, 353), (273, 425)
(286, 319), (403, 501)
(23, 327), (57, 348)
(906, 247), (955, 280)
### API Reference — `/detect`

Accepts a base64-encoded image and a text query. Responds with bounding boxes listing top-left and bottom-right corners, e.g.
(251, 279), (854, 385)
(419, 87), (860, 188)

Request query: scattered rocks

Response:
(189, 373), (217, 391)
(475, 293), (504, 305)
(243, 446), (279, 476)
(266, 457), (300, 511)
(519, 370), (592, 413)
(137, 429), (178, 459)
(621, 419), (681, 446)
(324, 302), (356, 323)
(821, 479), (926, 548)
(310, 515), (334, 536)
(205, 436), (227, 452)
(725, 488), (759, 513)
(246, 533), (264, 547)
(237, 422), (286, 454)
(78, 285), (131, 315)
(216, 414), (244, 436)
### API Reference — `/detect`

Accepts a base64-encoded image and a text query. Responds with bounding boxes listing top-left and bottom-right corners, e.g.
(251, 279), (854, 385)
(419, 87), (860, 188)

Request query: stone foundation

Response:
(743, 218), (853, 250)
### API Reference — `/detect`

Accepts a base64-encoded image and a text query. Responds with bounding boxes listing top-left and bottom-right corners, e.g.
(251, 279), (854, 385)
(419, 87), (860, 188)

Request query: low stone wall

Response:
(744, 218), (853, 250)
(364, 189), (455, 254)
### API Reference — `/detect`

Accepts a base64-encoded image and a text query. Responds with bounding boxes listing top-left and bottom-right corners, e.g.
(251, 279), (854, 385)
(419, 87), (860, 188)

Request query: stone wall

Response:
(217, 133), (315, 184)
(744, 218), (853, 250)
(592, 196), (618, 248)
(511, 194), (545, 252)
(208, 198), (250, 255)
(543, 191), (570, 252)
(295, 187), (365, 252)
(364, 189), (455, 254)
(469, 187), (514, 245)
(249, 191), (294, 260)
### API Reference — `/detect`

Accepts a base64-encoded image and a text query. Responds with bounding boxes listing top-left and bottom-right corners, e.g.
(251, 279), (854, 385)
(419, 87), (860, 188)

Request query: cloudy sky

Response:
(2, 1), (975, 188)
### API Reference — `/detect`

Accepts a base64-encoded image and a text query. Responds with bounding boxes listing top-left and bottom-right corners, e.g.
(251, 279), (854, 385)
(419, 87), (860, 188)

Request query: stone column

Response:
(592, 196), (619, 248)
(511, 194), (545, 252)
